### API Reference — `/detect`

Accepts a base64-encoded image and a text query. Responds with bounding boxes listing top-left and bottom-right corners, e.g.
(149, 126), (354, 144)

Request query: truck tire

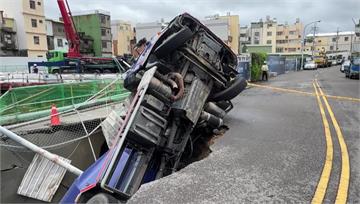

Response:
(92, 69), (101, 74)
(210, 76), (247, 102)
(86, 193), (120, 204)
(154, 26), (193, 58)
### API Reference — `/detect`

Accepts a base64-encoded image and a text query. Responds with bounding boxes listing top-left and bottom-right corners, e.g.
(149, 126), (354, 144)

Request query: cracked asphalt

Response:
(129, 66), (359, 203)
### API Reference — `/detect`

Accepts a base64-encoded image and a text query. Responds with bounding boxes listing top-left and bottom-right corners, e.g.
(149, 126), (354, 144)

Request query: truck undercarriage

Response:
(61, 13), (247, 203)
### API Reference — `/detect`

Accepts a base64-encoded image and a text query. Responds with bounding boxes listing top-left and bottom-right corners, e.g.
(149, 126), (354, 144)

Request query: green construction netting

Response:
(0, 79), (130, 121)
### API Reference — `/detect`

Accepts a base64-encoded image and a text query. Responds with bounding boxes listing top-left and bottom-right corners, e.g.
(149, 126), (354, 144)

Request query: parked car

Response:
(337, 58), (344, 65)
(61, 13), (247, 203)
(341, 60), (350, 73)
(331, 60), (337, 66)
(304, 61), (317, 70)
(348, 57), (360, 79)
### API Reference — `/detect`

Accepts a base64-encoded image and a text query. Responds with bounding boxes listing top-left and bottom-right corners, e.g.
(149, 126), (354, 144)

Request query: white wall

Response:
(53, 36), (68, 52)
(2, 0), (27, 50)
(45, 20), (53, 36)
(136, 22), (163, 41)
(0, 56), (47, 72)
(202, 19), (229, 41)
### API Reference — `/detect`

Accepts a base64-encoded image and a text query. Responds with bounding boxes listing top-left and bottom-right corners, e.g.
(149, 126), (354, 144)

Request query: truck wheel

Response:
(154, 26), (193, 58)
(210, 76), (247, 102)
(86, 193), (120, 204)
(52, 69), (60, 74)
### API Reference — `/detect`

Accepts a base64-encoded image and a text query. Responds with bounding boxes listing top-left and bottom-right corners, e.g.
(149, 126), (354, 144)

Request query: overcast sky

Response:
(45, 0), (359, 33)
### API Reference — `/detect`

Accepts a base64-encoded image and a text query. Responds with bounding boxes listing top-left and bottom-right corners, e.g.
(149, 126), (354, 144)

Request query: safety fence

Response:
(0, 77), (130, 165)
(0, 79), (129, 125)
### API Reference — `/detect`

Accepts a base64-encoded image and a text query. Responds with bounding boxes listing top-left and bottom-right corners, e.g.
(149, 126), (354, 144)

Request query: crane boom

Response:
(57, 0), (81, 58)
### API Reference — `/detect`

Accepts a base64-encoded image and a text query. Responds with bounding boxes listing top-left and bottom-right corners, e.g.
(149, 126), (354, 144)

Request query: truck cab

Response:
(46, 50), (67, 62)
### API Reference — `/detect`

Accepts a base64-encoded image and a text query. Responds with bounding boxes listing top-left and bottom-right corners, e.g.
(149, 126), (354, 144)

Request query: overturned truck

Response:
(62, 13), (247, 203)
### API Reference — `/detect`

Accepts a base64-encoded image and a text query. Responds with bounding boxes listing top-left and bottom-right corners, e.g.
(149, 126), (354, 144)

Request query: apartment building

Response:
(305, 31), (360, 54)
(275, 19), (303, 53)
(2, 0), (47, 57)
(45, 19), (68, 52)
(203, 14), (240, 54)
(0, 11), (18, 56)
(240, 16), (303, 54)
(72, 10), (112, 57)
(239, 26), (251, 52)
(111, 20), (135, 56)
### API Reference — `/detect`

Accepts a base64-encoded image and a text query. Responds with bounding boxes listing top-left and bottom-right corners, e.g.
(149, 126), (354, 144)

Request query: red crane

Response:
(57, 0), (81, 58)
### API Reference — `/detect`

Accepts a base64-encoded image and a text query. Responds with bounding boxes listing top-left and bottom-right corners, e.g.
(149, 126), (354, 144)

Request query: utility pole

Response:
(350, 30), (353, 53)
(336, 27), (339, 51)
(311, 23), (318, 57)
(300, 20), (320, 69)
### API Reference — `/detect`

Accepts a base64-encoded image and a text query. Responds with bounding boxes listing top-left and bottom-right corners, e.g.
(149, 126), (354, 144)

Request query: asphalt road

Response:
(129, 66), (360, 203)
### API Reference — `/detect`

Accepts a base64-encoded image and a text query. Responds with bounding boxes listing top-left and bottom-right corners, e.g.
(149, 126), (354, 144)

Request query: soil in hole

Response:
(178, 125), (229, 170)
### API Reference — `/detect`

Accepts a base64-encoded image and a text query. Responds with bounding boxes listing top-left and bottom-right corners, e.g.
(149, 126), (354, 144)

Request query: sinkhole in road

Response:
(176, 125), (229, 171)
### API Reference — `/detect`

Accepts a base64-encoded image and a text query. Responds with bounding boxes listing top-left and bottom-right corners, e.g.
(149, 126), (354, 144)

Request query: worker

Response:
(32, 64), (39, 74)
(261, 61), (269, 81)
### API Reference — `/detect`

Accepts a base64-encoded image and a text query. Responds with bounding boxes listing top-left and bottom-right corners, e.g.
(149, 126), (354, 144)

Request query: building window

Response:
(33, 36), (40, 45)
(30, 0), (36, 9)
(318, 40), (321, 43)
(58, 27), (62, 33)
(344, 37), (349, 41)
(267, 32), (272, 36)
(101, 16), (106, 24)
(39, 20), (43, 23)
(254, 40), (259, 44)
(254, 32), (260, 37)
(102, 41), (107, 48)
(57, 39), (63, 47)
(288, 48), (296, 52)
(276, 47), (283, 53)
(31, 19), (37, 27)
(277, 31), (283, 36)
(266, 40), (272, 44)
(332, 37), (336, 42)
(330, 46), (334, 50)
(119, 26), (123, 30)
(101, 29), (106, 36)
(37, 1), (41, 5)
(289, 31), (296, 35)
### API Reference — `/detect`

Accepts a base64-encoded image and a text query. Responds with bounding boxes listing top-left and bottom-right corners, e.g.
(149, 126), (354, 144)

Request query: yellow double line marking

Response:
(247, 83), (360, 103)
(312, 80), (350, 204)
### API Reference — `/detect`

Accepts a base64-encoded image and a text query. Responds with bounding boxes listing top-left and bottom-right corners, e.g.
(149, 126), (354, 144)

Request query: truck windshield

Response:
(47, 52), (54, 60)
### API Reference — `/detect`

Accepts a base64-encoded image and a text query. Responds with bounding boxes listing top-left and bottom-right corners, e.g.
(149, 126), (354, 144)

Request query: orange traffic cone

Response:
(50, 104), (60, 126)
